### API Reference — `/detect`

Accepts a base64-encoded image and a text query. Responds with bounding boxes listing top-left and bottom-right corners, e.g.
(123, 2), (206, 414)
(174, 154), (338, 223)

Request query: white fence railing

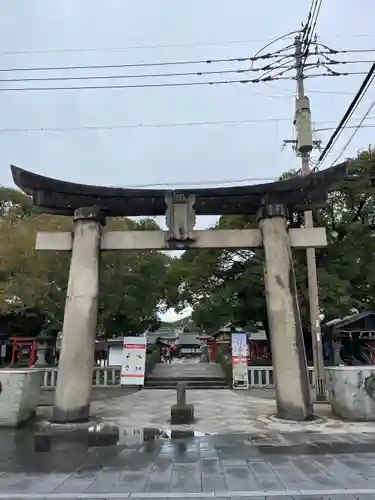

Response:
(41, 366), (121, 389)
(40, 365), (316, 389)
(247, 366), (316, 388)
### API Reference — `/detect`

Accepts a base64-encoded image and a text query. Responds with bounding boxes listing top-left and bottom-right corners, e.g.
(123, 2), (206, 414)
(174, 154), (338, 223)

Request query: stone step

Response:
(144, 384), (228, 389)
(146, 376), (226, 382)
(145, 382), (228, 389)
(145, 381), (228, 389)
(145, 379), (228, 389)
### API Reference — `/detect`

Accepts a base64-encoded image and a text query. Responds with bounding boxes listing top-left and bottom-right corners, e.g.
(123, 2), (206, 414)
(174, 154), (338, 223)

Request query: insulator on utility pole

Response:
(295, 96), (313, 154)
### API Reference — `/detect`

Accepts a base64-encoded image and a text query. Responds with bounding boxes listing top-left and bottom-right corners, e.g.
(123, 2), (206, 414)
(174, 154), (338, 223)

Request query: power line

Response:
(0, 50), (291, 74)
(301, 0), (322, 64)
(1, 33), (372, 57)
(0, 46), (371, 76)
(116, 176), (279, 188)
(329, 98), (375, 166)
(315, 123), (375, 132)
(248, 31), (299, 72)
(0, 38), (300, 56)
(316, 61), (375, 167)
(0, 117), (291, 133)
(0, 72), (367, 93)
(0, 87), (359, 103)
(0, 67), (270, 84)
(2, 116), (373, 134)
(0, 61), (296, 84)
(1, 58), (367, 84)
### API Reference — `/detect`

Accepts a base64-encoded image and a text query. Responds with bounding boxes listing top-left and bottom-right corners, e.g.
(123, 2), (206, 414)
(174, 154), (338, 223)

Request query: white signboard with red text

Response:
(121, 337), (147, 386)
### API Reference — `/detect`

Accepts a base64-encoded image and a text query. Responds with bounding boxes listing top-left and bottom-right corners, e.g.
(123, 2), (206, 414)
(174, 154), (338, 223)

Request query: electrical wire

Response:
(0, 60), (299, 84)
(5, 52), (362, 85)
(0, 71), (368, 93)
(1, 33), (372, 57)
(0, 37), (300, 56)
(0, 87), (359, 102)
(6, 57), (356, 84)
(329, 98), (375, 166)
(0, 50), (290, 74)
(301, 0), (322, 64)
(0, 52), (367, 86)
(315, 61), (375, 168)
(0, 67), (265, 83)
(248, 54), (295, 82)
(114, 176), (279, 188)
(314, 123), (375, 132)
(0, 46), (370, 76)
(0, 117), (292, 133)
(248, 32), (300, 72)
(2, 116), (373, 134)
(315, 43), (375, 56)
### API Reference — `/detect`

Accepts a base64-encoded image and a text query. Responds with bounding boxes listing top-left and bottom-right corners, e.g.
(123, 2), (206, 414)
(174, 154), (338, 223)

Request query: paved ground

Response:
(39, 387), (139, 407)
(3, 362), (375, 498)
(77, 389), (375, 434)
(1, 428), (375, 498)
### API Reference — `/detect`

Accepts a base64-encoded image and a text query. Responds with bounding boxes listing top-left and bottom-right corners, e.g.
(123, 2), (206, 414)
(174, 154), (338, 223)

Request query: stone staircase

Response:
(145, 361), (228, 389)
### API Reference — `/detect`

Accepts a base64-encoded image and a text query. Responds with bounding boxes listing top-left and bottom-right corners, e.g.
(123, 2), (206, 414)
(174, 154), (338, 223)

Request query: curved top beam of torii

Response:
(10, 162), (348, 217)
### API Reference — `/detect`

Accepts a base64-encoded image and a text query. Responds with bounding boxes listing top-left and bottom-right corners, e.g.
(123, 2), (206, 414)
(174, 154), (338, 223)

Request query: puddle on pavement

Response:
(33, 423), (214, 453)
(0, 424), (217, 474)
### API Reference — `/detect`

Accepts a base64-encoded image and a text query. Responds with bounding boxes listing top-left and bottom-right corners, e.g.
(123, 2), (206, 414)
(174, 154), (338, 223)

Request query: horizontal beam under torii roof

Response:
(35, 228), (327, 251)
(10, 162), (348, 217)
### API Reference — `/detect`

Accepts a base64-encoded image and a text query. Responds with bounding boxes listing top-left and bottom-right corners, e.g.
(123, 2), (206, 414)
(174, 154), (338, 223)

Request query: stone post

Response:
(332, 340), (343, 365)
(34, 341), (47, 366)
(52, 207), (104, 423)
(257, 204), (313, 421)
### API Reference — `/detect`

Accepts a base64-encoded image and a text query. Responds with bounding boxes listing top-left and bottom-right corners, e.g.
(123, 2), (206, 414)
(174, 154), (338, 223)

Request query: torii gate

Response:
(11, 162), (347, 423)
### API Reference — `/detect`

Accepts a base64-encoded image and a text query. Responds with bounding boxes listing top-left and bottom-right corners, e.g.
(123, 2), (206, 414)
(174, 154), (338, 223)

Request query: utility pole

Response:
(293, 34), (326, 401)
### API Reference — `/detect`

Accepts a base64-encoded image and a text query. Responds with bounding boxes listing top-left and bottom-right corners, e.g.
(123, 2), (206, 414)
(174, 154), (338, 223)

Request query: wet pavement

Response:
(1, 424), (375, 498)
(39, 387), (139, 407)
(69, 388), (375, 435)
(4, 361), (375, 499)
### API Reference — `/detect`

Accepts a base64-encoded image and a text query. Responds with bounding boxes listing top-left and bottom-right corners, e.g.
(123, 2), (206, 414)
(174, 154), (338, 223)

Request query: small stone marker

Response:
(177, 382), (187, 406)
(170, 382), (195, 425)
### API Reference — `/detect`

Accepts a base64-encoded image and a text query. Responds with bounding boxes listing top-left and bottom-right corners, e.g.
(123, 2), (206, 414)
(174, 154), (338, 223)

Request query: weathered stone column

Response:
(52, 207), (104, 423)
(258, 204), (313, 421)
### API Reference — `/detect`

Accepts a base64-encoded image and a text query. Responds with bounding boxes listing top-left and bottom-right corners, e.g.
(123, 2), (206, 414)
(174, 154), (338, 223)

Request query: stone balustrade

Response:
(38, 365), (316, 389)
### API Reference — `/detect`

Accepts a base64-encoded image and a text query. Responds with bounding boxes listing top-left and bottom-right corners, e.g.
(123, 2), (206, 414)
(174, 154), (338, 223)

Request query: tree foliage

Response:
(2, 146), (375, 340)
(0, 189), (171, 337)
(167, 147), (375, 333)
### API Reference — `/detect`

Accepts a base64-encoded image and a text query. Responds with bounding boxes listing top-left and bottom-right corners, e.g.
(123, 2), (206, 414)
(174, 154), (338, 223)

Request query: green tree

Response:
(166, 148), (375, 333)
(0, 193), (171, 337)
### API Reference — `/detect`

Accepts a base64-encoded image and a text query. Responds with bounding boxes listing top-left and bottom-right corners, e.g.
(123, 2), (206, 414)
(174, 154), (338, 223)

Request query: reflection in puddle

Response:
(34, 423), (214, 453)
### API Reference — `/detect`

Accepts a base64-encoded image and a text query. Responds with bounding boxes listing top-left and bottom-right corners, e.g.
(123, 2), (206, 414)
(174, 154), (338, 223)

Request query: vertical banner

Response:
(231, 332), (249, 389)
(121, 337), (147, 386)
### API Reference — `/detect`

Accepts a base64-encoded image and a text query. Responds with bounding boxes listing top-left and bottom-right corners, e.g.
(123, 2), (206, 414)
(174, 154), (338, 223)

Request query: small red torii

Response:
(9, 337), (37, 368)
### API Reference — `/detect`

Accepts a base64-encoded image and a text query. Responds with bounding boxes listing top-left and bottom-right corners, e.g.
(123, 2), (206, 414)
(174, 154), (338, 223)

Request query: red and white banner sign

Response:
(121, 336), (147, 386)
(231, 333), (249, 389)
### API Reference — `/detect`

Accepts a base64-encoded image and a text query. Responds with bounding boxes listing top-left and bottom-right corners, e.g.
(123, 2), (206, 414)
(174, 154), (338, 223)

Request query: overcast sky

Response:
(0, 1), (373, 321)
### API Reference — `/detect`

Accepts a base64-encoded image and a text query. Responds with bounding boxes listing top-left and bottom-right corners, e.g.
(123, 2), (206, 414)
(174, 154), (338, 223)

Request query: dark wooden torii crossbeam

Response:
(11, 162), (347, 217)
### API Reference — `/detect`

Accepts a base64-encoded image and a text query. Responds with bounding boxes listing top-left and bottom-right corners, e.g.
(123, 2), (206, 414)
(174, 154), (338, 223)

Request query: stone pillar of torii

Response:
(39, 197), (324, 423)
